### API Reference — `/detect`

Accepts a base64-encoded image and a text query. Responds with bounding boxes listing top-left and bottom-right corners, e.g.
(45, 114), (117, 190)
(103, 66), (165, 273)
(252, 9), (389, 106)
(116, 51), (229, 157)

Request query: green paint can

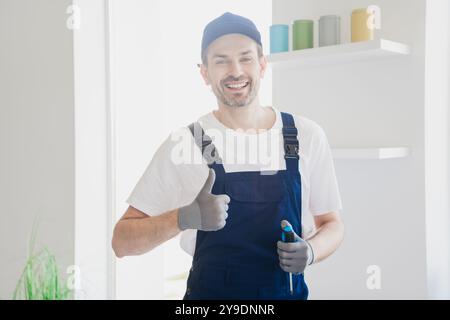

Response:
(293, 19), (314, 50)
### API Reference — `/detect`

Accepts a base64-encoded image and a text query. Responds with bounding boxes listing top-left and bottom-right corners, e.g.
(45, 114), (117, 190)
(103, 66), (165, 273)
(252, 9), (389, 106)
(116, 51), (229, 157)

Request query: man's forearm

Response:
(305, 220), (344, 264)
(112, 209), (181, 258)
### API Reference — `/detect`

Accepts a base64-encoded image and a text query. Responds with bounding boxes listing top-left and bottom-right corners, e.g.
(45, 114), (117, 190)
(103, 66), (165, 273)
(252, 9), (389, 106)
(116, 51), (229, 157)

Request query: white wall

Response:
(111, 0), (166, 299)
(112, 0), (272, 299)
(273, 0), (429, 299)
(0, 0), (75, 299)
(73, 0), (111, 299)
(424, 0), (450, 299)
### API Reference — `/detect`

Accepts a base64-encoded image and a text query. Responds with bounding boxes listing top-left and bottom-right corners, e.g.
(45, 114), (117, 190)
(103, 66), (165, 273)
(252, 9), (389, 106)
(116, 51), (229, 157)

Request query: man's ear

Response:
(200, 64), (211, 86)
(259, 55), (268, 79)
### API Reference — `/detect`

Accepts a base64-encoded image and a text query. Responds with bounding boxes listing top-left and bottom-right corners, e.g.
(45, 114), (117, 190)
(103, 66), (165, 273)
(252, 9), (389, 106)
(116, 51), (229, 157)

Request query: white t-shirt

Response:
(126, 107), (343, 256)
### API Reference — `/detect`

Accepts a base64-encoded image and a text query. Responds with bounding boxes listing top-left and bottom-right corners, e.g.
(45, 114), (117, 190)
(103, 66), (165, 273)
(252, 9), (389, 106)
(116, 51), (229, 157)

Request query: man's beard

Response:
(212, 79), (258, 108)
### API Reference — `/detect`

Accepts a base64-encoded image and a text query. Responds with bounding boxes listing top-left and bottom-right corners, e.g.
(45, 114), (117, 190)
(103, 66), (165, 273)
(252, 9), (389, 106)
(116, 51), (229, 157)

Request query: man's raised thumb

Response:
(201, 169), (216, 194)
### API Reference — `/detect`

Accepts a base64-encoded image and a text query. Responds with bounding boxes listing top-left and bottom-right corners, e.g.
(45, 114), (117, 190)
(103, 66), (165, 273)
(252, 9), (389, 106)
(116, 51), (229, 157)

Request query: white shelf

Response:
(331, 147), (411, 160)
(267, 39), (411, 68)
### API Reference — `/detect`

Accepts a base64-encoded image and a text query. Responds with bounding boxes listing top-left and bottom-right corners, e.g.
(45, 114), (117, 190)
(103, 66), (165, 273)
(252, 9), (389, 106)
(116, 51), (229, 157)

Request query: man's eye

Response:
(241, 58), (252, 62)
(215, 60), (226, 64)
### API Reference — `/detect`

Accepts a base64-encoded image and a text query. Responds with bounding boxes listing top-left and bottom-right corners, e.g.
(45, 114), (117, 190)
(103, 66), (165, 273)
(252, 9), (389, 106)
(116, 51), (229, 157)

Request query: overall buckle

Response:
(284, 142), (299, 160)
(283, 126), (299, 160)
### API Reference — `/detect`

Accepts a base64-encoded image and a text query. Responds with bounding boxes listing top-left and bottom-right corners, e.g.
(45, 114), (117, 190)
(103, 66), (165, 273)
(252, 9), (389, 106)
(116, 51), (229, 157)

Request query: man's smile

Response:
(224, 80), (250, 92)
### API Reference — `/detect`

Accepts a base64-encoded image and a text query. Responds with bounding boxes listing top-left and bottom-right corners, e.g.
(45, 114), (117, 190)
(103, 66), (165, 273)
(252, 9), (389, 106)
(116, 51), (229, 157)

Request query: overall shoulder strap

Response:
(280, 112), (300, 172)
(188, 122), (225, 175)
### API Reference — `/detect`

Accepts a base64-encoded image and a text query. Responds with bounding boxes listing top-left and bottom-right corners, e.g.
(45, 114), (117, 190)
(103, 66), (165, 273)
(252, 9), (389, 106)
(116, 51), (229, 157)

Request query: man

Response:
(112, 12), (344, 300)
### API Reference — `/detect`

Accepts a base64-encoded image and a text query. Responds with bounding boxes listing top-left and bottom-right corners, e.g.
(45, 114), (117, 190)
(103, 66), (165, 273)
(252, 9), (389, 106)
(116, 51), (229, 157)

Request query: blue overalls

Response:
(183, 112), (308, 300)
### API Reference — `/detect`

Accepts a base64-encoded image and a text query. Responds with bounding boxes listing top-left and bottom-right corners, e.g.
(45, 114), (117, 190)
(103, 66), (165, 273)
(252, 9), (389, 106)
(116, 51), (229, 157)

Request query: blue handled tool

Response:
(281, 225), (296, 295)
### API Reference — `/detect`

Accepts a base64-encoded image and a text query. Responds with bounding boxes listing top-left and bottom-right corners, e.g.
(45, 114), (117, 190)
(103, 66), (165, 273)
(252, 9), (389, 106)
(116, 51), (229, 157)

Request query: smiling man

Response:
(112, 12), (344, 300)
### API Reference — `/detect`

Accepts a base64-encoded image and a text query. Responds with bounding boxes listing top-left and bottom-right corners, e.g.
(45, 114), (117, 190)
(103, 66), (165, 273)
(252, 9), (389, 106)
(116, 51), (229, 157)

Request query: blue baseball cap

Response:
(201, 12), (262, 60)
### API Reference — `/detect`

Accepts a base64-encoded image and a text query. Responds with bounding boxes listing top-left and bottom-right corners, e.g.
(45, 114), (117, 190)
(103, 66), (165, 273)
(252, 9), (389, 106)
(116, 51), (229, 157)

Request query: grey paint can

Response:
(319, 15), (341, 47)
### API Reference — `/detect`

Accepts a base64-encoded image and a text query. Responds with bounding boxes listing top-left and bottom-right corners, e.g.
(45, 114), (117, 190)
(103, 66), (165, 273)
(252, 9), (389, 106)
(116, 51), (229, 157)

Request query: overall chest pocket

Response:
(224, 174), (285, 203)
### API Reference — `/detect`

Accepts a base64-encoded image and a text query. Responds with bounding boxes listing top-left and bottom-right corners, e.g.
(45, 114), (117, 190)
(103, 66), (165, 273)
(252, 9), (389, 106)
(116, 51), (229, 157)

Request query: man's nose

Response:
(229, 60), (244, 78)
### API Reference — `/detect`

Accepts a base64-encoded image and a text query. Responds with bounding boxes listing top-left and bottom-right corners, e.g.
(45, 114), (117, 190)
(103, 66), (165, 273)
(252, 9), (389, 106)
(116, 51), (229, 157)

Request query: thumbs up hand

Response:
(178, 169), (231, 231)
(277, 220), (314, 274)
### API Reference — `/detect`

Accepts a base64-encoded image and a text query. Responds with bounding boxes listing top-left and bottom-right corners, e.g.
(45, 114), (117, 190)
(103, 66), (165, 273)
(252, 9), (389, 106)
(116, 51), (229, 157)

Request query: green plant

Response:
(12, 220), (71, 300)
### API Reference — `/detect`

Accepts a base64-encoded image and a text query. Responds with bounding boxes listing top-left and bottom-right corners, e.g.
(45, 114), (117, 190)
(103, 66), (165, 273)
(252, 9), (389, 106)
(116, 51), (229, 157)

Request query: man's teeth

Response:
(225, 82), (248, 89)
